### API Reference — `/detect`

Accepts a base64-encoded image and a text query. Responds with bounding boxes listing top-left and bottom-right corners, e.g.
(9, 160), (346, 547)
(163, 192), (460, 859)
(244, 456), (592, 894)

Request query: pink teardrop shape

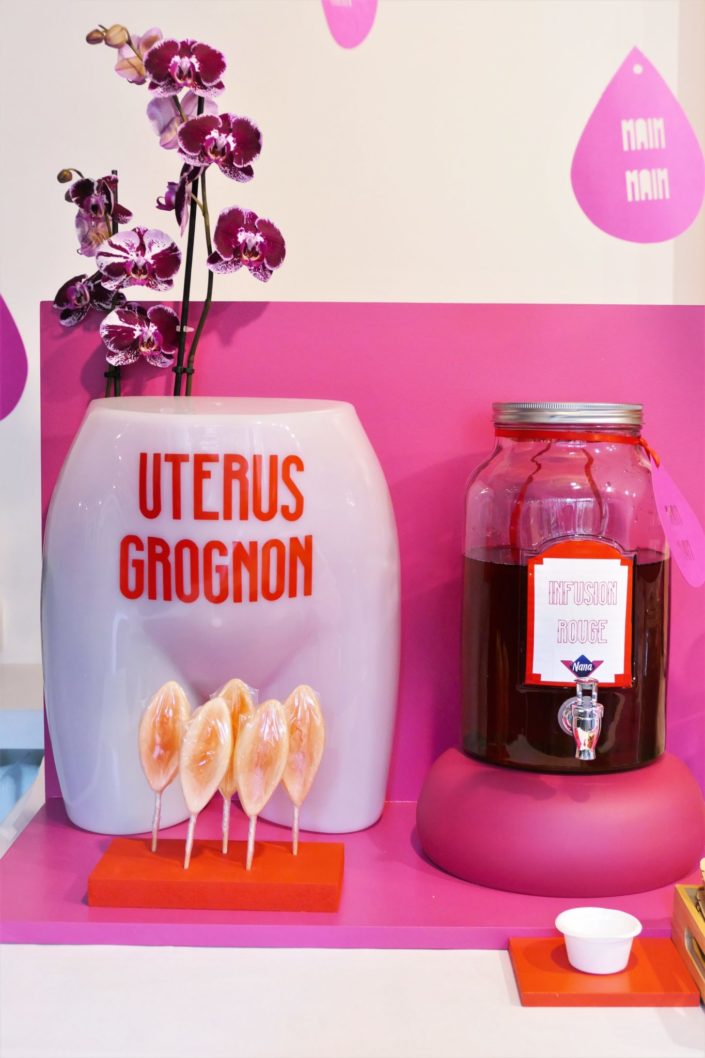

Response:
(650, 459), (705, 588)
(322, 0), (377, 49)
(571, 47), (705, 242)
(0, 295), (28, 421)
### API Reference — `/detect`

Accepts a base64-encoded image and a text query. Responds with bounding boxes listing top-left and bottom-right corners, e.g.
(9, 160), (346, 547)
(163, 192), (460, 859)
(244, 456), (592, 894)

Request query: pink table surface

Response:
(0, 798), (696, 949)
(23, 300), (704, 950)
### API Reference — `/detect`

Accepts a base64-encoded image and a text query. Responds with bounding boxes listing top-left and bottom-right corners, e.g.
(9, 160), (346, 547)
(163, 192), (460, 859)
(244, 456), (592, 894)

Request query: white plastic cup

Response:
(555, 907), (642, 974)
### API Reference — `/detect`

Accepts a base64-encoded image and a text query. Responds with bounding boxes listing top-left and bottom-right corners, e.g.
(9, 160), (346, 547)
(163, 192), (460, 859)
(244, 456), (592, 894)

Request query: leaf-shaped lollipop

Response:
(179, 696), (232, 869)
(138, 681), (191, 852)
(282, 685), (325, 855)
(236, 699), (289, 870)
(217, 678), (256, 854)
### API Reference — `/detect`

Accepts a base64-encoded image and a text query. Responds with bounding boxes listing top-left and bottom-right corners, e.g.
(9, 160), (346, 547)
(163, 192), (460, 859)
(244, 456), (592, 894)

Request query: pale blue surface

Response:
(0, 752), (42, 821)
(0, 709), (43, 821)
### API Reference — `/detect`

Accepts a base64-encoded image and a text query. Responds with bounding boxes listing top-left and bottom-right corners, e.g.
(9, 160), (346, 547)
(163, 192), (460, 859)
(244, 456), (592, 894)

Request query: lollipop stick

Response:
(246, 814), (257, 871)
(184, 813), (197, 870)
(292, 804), (300, 856)
(151, 791), (162, 853)
(222, 794), (231, 855)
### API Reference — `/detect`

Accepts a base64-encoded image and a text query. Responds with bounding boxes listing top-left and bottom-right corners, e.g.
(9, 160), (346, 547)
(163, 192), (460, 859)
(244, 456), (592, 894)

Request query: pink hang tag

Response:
(649, 458), (705, 587)
(571, 47), (705, 242)
(322, 0), (377, 49)
(0, 294), (28, 421)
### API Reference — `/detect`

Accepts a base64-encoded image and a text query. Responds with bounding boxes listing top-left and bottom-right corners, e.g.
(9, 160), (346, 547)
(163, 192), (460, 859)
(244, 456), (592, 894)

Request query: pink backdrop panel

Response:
(40, 301), (705, 802)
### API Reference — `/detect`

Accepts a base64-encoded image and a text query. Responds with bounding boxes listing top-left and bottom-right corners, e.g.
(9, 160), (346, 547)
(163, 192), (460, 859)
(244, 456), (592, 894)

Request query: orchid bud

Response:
(85, 28), (105, 44)
(104, 24), (129, 48)
(57, 169), (74, 183)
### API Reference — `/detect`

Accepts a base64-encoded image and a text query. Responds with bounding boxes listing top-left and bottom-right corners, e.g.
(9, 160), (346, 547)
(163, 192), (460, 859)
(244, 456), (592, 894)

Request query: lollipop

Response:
(282, 685), (325, 855)
(236, 699), (289, 870)
(179, 696), (232, 869)
(216, 679), (256, 854)
(138, 681), (191, 852)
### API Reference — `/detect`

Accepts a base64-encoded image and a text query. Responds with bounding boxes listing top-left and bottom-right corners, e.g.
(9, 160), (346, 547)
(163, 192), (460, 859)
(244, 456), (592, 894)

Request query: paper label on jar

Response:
(525, 540), (634, 687)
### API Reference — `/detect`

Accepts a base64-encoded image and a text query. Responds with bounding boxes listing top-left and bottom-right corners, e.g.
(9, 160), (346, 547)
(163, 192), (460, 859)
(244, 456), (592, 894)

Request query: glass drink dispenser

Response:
(462, 402), (669, 773)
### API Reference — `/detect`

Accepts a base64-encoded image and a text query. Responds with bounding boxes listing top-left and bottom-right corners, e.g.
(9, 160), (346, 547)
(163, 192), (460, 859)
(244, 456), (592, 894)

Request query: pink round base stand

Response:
(416, 749), (705, 897)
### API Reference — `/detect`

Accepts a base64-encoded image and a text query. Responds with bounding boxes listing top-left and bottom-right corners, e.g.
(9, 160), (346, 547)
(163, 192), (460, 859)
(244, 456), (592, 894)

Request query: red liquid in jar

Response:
(461, 553), (669, 772)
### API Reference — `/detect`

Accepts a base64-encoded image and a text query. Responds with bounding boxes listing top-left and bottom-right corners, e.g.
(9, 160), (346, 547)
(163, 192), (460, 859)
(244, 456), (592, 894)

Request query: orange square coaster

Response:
(88, 838), (344, 913)
(509, 937), (700, 1007)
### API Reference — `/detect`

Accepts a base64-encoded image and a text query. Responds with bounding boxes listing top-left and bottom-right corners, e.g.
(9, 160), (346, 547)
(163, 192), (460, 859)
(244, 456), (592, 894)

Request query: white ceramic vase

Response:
(42, 397), (400, 834)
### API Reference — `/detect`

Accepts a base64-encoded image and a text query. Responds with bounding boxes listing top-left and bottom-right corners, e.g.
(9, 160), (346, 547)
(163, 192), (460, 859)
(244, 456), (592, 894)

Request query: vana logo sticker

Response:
(561, 655), (604, 678)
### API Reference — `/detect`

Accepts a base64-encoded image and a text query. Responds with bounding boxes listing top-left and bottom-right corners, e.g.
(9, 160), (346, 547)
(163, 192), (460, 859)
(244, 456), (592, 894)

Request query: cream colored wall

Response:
(1, 0), (704, 666)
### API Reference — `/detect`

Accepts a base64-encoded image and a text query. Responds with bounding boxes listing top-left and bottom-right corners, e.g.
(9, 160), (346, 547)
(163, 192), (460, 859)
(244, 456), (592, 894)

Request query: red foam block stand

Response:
(88, 838), (345, 912)
(509, 937), (701, 1007)
(417, 750), (705, 897)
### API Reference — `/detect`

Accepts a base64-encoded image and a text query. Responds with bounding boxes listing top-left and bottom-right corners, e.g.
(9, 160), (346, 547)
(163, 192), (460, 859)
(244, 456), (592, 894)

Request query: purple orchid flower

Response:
(66, 175), (133, 256)
(147, 90), (217, 150)
(65, 175), (132, 224)
(156, 164), (201, 234)
(114, 27), (163, 84)
(156, 181), (178, 212)
(144, 39), (226, 97)
(53, 273), (125, 327)
(75, 212), (112, 257)
(100, 303), (179, 367)
(207, 207), (286, 282)
(177, 113), (261, 181)
(95, 227), (182, 291)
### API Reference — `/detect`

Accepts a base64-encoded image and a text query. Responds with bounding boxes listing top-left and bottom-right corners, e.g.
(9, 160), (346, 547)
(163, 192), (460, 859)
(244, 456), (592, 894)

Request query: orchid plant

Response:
(53, 23), (286, 397)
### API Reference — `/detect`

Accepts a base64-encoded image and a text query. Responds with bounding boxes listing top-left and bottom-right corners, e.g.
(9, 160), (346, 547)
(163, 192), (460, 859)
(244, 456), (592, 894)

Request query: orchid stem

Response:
(173, 101), (204, 396)
(185, 167), (213, 396)
(173, 173), (200, 395)
(110, 168), (122, 397)
(199, 174), (213, 258)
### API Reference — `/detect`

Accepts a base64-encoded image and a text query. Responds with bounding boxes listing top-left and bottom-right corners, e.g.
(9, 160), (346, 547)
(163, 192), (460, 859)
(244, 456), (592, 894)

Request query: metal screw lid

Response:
(493, 402), (643, 426)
